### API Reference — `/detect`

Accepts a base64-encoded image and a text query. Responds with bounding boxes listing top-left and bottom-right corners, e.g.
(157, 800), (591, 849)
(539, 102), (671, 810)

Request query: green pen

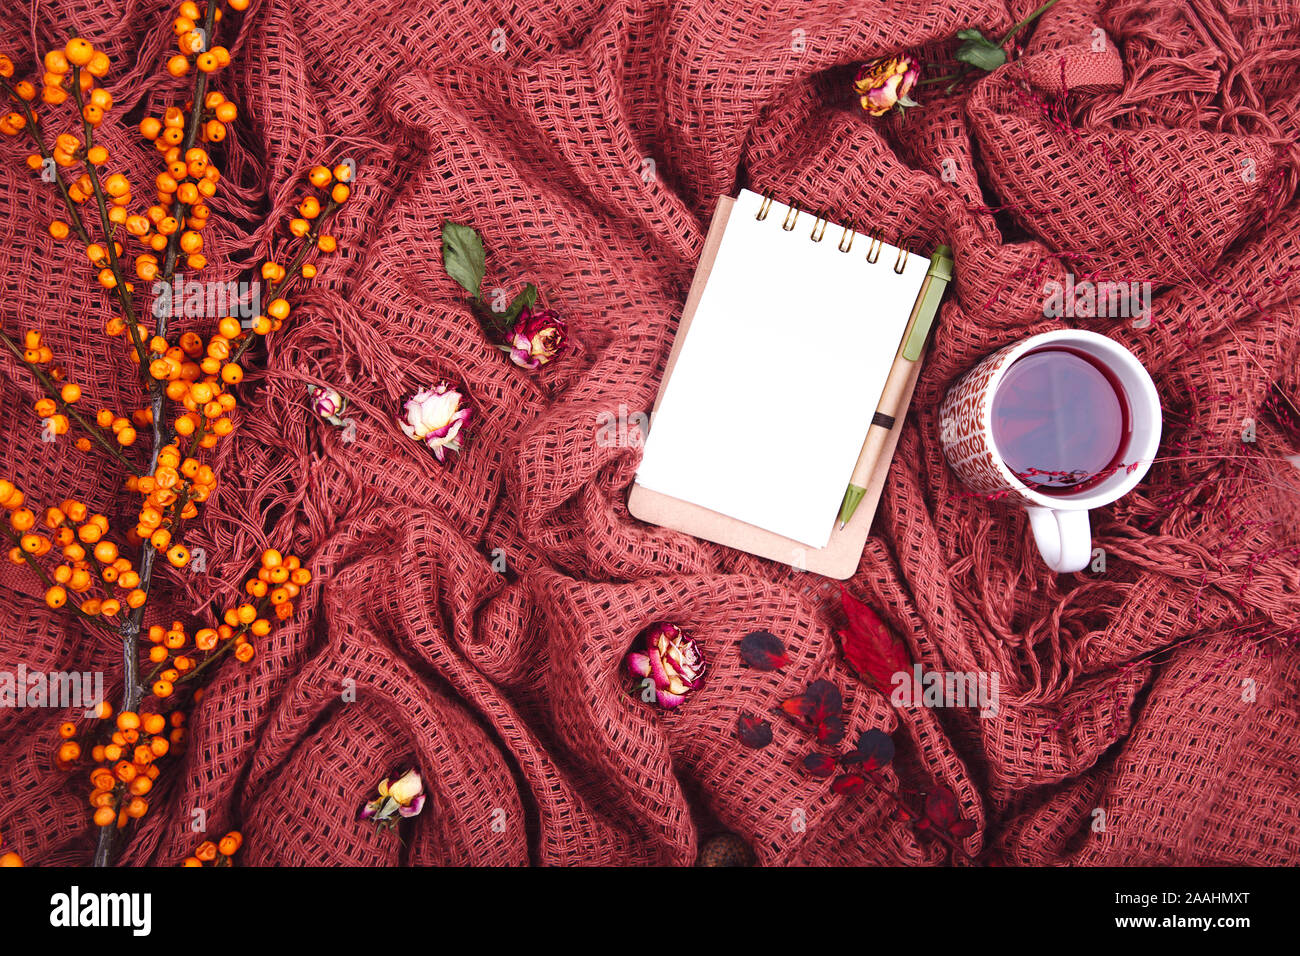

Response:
(837, 245), (954, 529)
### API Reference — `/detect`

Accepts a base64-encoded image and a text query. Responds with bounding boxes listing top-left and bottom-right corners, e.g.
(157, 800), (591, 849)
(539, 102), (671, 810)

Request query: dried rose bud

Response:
(359, 768), (426, 830)
(306, 384), (348, 426)
(854, 55), (920, 116)
(625, 622), (706, 709)
(399, 382), (472, 462)
(506, 306), (567, 369)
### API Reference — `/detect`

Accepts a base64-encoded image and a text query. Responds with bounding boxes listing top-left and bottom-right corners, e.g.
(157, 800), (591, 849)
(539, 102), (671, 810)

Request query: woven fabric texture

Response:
(0, 0), (1298, 866)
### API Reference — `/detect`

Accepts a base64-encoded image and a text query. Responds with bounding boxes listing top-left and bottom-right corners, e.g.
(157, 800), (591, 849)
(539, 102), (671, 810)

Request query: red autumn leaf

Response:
(736, 714), (773, 749)
(837, 586), (911, 694)
(803, 752), (836, 777)
(739, 630), (791, 671)
(831, 773), (867, 796)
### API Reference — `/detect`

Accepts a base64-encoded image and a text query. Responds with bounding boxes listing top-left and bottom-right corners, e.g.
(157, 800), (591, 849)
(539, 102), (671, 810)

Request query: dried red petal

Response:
(841, 728), (895, 770)
(739, 630), (790, 670)
(814, 714), (845, 747)
(778, 679), (842, 730)
(803, 752), (837, 777)
(736, 715), (773, 749)
(921, 785), (976, 839)
(830, 773), (867, 795)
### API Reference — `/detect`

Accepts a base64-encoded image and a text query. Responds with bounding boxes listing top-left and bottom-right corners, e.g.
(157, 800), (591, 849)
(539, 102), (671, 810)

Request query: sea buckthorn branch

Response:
(0, 516), (118, 634)
(1, 66), (154, 378)
(1, 59), (153, 377)
(67, 66), (155, 378)
(0, 488), (149, 632)
(159, 0), (224, 285)
(228, 178), (348, 367)
(0, 328), (136, 468)
(87, 550), (301, 864)
(0, 75), (97, 250)
(4, 17), (334, 867)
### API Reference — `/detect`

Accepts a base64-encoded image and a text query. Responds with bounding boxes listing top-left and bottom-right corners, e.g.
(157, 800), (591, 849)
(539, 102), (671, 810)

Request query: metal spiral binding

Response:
(782, 199), (801, 231)
(810, 211), (829, 242)
(865, 228), (883, 263)
(894, 245), (909, 274)
(751, 192), (906, 266)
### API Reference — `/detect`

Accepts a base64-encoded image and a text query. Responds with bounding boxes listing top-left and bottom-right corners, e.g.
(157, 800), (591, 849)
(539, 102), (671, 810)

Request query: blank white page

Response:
(635, 189), (928, 549)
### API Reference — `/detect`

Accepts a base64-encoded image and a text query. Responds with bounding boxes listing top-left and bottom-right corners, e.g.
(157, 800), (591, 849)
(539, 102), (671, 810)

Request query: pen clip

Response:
(901, 245), (954, 362)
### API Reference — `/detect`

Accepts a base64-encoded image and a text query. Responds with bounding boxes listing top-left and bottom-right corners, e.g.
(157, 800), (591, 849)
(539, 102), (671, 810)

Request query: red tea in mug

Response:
(990, 346), (1132, 495)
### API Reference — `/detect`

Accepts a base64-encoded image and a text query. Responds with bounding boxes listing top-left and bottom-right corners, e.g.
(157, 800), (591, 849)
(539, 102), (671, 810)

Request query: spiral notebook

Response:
(629, 189), (949, 579)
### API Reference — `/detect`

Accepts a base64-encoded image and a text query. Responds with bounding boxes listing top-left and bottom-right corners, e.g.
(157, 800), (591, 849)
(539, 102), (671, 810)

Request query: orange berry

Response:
(57, 740), (80, 762)
(93, 806), (117, 827)
(64, 38), (95, 67)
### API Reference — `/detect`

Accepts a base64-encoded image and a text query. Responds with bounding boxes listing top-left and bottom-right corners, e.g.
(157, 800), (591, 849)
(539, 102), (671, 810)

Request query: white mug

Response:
(938, 329), (1162, 572)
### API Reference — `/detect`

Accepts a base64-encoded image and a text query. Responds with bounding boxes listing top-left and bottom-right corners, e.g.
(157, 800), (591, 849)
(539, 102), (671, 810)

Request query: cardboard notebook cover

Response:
(628, 194), (928, 580)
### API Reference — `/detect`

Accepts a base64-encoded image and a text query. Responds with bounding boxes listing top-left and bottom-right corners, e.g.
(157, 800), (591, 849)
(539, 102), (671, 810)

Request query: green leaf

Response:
(954, 28), (1007, 72)
(441, 222), (486, 297)
(500, 283), (538, 328)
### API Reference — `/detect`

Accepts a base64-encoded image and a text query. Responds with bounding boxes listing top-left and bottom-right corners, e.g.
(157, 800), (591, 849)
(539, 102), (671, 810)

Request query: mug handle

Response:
(1026, 507), (1092, 573)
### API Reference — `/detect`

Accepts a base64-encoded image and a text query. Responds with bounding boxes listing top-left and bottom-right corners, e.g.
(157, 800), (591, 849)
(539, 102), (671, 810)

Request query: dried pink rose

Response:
(399, 382), (472, 462)
(625, 623), (706, 709)
(854, 55), (920, 116)
(506, 306), (567, 369)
